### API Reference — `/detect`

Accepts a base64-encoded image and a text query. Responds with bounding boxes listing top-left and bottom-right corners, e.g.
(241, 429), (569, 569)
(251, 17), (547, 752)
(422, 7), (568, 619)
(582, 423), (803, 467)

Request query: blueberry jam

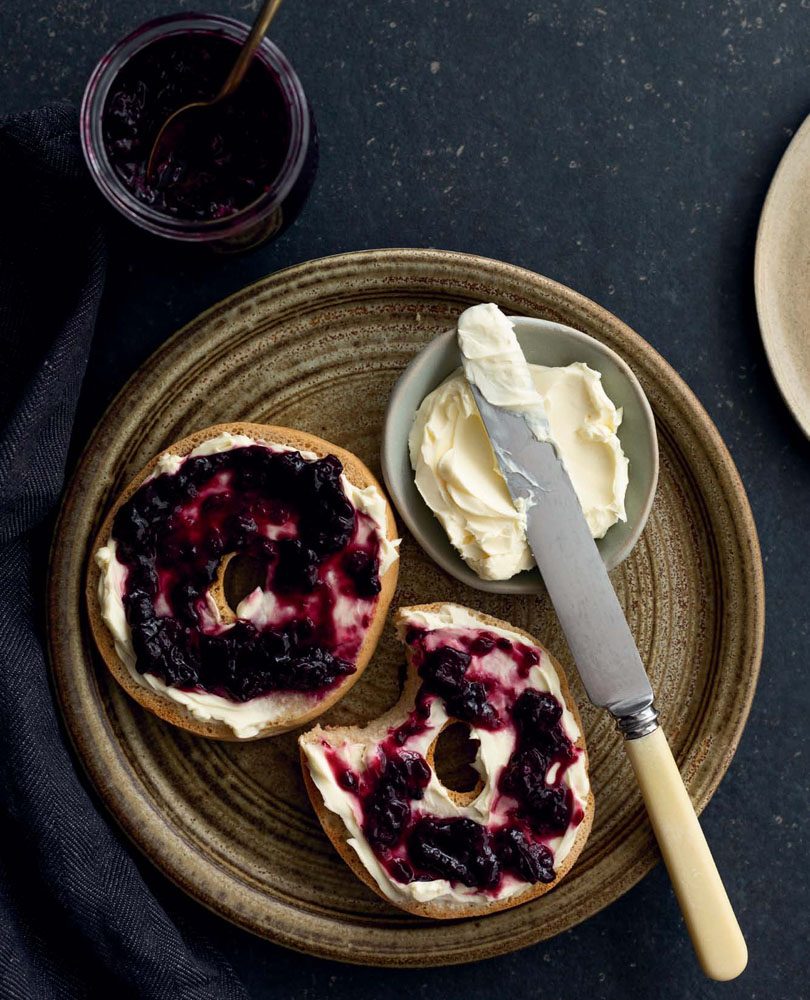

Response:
(361, 748), (431, 848)
(323, 627), (584, 894)
(418, 645), (499, 728)
(102, 33), (291, 220)
(110, 444), (383, 701)
(498, 689), (581, 835)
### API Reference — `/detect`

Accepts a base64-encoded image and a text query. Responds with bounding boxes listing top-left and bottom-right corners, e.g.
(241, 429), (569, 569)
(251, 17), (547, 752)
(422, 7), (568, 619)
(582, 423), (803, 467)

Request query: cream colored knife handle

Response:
(624, 725), (747, 981)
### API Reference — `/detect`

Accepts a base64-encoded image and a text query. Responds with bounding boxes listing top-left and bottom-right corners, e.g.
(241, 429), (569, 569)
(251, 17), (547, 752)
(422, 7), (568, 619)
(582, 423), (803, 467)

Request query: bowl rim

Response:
(382, 313), (660, 594)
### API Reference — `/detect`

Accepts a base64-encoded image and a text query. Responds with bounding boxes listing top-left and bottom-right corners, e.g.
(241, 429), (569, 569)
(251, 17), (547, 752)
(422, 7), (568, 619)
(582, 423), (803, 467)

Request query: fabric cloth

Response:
(0, 104), (247, 1000)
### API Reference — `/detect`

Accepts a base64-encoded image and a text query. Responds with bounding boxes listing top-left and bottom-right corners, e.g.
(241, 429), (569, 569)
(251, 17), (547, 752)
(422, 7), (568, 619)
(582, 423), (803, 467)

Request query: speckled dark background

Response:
(2, 1), (808, 997)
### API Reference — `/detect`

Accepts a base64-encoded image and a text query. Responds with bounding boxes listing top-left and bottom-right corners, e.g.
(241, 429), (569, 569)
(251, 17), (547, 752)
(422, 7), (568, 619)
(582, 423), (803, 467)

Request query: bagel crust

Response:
(86, 422), (400, 740)
(300, 603), (594, 919)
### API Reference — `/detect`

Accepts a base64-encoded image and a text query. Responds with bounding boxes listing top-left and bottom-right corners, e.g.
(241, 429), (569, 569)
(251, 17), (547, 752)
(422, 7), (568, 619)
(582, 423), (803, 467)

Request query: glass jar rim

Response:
(80, 13), (311, 241)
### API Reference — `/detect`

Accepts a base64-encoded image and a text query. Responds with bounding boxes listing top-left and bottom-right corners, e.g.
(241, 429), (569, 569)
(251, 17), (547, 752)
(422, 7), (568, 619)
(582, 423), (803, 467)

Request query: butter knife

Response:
(469, 382), (747, 981)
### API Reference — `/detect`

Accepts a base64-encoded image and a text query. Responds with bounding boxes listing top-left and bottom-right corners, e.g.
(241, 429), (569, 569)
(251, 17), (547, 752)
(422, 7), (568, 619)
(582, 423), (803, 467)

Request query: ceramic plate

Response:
(756, 113), (810, 437)
(48, 249), (764, 967)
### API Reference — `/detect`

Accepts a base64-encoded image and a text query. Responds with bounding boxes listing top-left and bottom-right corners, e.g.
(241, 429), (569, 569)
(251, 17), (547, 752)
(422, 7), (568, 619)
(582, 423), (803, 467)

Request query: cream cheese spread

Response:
(95, 432), (400, 739)
(302, 604), (590, 908)
(409, 304), (629, 581)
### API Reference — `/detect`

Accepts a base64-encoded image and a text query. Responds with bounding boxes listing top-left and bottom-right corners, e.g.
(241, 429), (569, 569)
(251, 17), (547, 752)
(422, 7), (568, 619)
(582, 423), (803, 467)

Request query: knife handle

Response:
(623, 725), (747, 981)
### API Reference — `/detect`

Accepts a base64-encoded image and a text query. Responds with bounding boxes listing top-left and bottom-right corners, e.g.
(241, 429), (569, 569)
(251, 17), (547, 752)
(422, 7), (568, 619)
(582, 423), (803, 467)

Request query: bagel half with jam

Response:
(299, 602), (594, 919)
(86, 422), (400, 740)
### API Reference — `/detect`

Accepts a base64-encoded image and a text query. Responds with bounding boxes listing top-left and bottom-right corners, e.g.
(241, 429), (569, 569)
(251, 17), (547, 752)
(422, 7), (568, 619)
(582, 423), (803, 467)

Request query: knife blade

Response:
(467, 376), (747, 982)
(469, 385), (655, 725)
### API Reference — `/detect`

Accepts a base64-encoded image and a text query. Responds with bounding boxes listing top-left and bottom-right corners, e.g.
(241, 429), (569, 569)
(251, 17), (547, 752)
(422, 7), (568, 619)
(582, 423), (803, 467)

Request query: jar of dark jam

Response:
(81, 14), (318, 251)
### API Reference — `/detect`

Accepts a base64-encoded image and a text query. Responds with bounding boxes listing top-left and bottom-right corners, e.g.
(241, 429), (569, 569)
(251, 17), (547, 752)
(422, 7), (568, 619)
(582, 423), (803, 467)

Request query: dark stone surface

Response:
(2, 1), (808, 997)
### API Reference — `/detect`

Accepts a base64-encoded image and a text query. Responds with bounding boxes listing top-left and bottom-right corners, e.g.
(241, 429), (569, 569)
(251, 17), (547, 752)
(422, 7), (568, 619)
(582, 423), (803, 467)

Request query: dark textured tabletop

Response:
(3, 1), (808, 997)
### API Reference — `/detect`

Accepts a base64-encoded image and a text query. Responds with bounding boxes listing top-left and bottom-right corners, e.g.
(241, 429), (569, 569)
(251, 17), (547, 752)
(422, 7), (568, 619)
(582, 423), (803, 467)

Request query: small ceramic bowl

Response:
(382, 316), (659, 594)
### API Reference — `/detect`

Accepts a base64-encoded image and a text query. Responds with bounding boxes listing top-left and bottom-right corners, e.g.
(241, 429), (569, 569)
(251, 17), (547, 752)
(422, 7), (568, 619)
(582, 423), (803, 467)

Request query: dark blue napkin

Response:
(0, 104), (247, 1000)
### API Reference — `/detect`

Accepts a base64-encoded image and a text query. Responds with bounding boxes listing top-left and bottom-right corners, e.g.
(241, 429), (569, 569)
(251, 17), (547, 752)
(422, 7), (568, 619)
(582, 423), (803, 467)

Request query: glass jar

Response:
(80, 13), (318, 252)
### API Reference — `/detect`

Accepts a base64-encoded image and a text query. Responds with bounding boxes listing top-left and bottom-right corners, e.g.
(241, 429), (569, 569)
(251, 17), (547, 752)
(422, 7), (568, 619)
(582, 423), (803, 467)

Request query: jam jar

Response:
(81, 14), (318, 251)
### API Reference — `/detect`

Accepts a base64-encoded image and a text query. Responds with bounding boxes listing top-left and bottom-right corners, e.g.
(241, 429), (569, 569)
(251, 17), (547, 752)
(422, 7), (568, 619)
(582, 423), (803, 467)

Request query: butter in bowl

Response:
(382, 304), (659, 594)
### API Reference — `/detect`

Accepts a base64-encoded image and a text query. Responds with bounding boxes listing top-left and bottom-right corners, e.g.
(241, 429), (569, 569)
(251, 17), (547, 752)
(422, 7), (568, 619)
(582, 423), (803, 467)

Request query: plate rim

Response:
(754, 112), (810, 439)
(48, 247), (765, 966)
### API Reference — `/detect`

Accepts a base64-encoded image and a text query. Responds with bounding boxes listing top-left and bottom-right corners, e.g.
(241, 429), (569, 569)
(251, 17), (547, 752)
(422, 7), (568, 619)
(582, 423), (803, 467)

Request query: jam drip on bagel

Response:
(323, 626), (585, 894)
(110, 444), (384, 701)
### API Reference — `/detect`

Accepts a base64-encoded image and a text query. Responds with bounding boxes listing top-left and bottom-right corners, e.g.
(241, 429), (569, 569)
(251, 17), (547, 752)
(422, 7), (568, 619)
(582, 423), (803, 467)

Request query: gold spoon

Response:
(146, 0), (284, 181)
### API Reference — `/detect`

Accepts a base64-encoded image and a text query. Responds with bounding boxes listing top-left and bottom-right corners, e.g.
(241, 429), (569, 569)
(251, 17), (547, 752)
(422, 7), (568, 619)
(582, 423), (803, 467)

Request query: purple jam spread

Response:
(111, 444), (384, 701)
(322, 627), (585, 893)
(102, 33), (292, 220)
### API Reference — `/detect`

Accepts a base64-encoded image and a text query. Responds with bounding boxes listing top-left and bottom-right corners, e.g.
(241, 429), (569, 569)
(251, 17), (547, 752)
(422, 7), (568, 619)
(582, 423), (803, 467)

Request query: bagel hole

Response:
(223, 553), (267, 613)
(433, 722), (481, 794)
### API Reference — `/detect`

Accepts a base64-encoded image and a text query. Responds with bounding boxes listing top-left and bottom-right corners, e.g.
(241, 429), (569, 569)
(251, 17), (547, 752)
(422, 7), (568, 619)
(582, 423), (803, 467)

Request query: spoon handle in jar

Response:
(220, 0), (285, 99)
